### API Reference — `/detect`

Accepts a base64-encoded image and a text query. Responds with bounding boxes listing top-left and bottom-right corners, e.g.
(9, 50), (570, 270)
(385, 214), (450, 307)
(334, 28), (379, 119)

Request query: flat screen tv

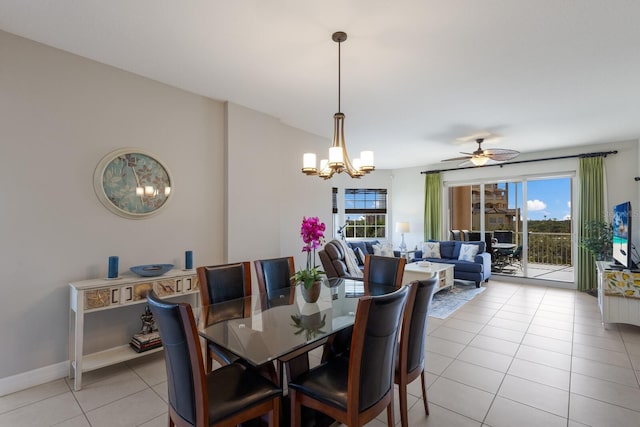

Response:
(612, 201), (633, 269)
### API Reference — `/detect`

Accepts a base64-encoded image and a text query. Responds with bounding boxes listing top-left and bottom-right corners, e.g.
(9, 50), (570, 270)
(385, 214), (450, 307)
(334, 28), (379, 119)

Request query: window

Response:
(344, 189), (387, 238)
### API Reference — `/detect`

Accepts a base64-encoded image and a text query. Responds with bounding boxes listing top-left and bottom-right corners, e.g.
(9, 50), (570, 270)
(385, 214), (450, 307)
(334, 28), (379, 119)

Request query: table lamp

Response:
(395, 222), (410, 251)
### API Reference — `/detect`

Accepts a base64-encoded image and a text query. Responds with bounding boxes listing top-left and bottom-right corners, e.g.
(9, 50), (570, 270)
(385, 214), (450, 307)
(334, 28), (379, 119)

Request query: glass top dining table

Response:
(197, 278), (396, 368)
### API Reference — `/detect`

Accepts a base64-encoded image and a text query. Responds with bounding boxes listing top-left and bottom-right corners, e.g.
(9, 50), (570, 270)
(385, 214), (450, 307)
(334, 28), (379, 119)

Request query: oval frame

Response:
(94, 148), (174, 219)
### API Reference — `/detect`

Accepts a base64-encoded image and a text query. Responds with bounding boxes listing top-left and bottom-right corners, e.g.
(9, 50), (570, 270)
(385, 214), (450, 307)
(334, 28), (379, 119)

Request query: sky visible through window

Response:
(502, 177), (571, 221)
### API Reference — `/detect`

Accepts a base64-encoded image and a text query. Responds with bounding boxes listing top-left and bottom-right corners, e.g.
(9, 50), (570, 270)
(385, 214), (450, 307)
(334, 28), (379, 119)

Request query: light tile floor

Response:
(2, 280), (640, 427)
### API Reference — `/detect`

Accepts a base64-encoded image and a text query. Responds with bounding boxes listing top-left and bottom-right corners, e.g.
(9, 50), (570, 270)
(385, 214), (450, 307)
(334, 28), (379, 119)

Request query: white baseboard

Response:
(0, 361), (69, 397)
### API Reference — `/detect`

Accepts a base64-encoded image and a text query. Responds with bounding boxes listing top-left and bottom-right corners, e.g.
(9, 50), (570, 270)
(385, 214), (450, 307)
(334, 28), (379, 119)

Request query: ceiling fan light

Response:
(470, 156), (489, 166)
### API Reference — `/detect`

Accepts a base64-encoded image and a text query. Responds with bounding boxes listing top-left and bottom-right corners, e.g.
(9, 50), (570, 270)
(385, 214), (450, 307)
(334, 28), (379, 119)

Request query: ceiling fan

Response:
(443, 135), (520, 166)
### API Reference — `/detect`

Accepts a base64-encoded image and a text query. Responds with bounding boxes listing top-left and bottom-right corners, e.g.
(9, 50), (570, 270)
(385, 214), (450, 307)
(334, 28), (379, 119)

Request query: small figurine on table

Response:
(140, 305), (156, 335)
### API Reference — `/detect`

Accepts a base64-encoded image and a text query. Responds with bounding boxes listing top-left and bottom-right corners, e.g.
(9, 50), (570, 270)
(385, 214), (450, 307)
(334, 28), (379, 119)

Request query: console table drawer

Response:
(84, 288), (113, 310)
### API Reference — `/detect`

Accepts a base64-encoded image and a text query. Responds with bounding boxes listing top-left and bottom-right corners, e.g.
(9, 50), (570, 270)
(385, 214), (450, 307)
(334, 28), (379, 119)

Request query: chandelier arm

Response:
(339, 116), (362, 178)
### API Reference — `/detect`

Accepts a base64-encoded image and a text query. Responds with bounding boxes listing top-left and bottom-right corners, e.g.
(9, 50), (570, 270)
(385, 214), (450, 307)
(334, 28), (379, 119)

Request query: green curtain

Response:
(577, 156), (605, 292)
(424, 173), (442, 240)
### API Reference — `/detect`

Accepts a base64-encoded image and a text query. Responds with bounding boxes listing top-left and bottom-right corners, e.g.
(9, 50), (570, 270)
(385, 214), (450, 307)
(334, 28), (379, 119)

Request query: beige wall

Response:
(0, 30), (224, 392)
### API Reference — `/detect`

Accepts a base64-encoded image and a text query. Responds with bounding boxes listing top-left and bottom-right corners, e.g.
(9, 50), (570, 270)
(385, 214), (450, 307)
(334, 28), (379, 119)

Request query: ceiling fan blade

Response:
(441, 155), (472, 162)
(483, 148), (520, 155)
(484, 149), (520, 161)
(488, 153), (520, 161)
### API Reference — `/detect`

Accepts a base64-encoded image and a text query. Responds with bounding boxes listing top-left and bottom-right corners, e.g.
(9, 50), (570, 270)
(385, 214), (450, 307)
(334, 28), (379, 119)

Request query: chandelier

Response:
(302, 31), (374, 179)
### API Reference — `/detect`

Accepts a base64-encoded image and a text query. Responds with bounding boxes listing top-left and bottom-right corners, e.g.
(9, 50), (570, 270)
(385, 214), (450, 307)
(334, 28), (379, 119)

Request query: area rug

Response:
(428, 282), (486, 319)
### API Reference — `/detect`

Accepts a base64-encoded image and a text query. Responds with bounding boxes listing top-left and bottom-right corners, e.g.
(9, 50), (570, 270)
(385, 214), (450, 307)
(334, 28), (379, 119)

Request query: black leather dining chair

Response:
(395, 278), (438, 427)
(197, 262), (251, 372)
(254, 256), (296, 309)
(289, 285), (410, 427)
(321, 255), (406, 363)
(146, 291), (281, 427)
(363, 255), (406, 295)
(254, 256), (303, 385)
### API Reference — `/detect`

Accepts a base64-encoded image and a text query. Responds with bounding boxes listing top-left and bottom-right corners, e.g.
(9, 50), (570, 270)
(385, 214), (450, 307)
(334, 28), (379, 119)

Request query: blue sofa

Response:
(415, 240), (491, 288)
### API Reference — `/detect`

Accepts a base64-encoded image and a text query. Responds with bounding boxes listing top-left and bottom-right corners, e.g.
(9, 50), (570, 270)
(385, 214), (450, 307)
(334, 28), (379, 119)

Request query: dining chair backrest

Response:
(350, 285), (409, 412)
(254, 256), (295, 300)
(400, 278), (438, 376)
(197, 261), (251, 305)
(147, 291), (205, 426)
(450, 230), (461, 241)
(363, 255), (406, 293)
(395, 279), (437, 427)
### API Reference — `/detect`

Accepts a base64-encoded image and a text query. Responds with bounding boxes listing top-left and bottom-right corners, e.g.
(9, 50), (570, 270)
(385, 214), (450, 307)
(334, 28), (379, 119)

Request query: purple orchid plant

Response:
(292, 216), (326, 289)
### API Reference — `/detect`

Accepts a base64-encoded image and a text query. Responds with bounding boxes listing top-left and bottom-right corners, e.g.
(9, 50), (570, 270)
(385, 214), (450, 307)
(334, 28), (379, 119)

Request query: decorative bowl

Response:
(130, 264), (174, 277)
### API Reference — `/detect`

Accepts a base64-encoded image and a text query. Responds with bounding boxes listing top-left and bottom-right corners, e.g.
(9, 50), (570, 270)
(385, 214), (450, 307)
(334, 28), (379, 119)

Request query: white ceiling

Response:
(2, 0), (640, 169)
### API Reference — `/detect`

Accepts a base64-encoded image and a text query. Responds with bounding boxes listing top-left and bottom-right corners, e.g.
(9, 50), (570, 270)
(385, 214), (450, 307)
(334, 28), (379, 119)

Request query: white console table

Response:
(69, 269), (199, 390)
(596, 261), (640, 328)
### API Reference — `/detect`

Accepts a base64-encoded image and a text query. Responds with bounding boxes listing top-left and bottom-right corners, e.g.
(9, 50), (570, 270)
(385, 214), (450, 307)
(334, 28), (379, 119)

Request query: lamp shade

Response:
(395, 222), (410, 233)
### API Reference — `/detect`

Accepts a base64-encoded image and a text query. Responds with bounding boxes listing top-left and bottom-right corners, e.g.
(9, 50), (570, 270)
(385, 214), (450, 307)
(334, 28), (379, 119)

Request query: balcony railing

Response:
(513, 232), (573, 266)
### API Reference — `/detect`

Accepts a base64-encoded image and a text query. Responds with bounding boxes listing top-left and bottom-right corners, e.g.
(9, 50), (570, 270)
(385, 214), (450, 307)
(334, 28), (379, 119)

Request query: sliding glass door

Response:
(448, 176), (573, 283)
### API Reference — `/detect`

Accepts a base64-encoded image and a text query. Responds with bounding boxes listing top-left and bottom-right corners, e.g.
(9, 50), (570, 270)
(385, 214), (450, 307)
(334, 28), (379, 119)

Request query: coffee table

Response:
(403, 262), (454, 292)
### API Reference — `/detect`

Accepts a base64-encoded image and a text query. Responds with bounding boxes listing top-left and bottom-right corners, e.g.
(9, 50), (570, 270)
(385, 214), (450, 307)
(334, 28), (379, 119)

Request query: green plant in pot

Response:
(579, 220), (613, 261)
(292, 216), (326, 303)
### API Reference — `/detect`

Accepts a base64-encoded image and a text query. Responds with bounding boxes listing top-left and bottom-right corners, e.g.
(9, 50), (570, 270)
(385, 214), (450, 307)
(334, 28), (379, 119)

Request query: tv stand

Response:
(596, 261), (640, 329)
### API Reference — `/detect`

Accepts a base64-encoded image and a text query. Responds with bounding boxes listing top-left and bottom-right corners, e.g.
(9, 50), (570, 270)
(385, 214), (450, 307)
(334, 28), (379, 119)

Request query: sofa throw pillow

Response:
(365, 240), (380, 255)
(372, 243), (394, 257)
(422, 241), (441, 259)
(354, 247), (366, 265)
(349, 241), (368, 256)
(458, 243), (479, 262)
(382, 242), (395, 257)
(372, 243), (382, 256)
